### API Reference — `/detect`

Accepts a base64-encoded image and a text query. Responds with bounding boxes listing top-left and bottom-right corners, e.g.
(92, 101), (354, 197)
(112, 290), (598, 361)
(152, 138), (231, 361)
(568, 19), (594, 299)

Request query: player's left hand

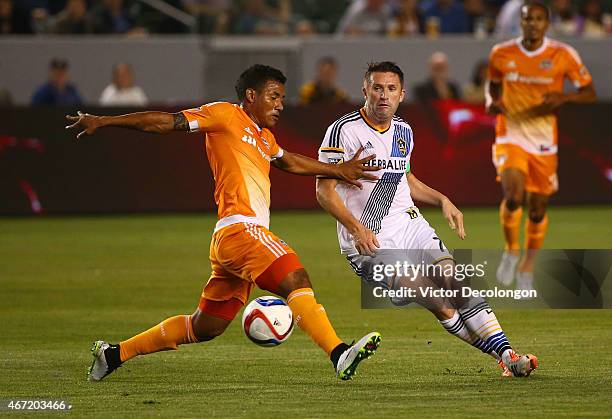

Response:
(441, 198), (466, 240)
(541, 92), (567, 110)
(336, 146), (380, 189)
(65, 111), (101, 139)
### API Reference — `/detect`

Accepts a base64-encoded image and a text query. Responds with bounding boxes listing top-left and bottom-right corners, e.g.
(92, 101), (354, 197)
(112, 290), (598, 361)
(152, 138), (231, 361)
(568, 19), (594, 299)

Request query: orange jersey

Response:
(488, 37), (592, 155)
(182, 102), (283, 231)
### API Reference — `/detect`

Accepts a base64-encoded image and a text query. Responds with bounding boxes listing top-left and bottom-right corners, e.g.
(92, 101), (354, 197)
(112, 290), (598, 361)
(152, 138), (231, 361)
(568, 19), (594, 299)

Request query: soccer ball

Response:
(241, 296), (293, 347)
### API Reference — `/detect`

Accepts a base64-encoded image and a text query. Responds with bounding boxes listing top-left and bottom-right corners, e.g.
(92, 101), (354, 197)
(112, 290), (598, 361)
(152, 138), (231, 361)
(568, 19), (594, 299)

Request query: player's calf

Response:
(191, 309), (233, 342)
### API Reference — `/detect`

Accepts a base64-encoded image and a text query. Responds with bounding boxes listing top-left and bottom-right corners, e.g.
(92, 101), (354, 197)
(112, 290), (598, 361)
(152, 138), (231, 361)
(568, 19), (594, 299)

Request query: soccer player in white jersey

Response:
(316, 61), (538, 377)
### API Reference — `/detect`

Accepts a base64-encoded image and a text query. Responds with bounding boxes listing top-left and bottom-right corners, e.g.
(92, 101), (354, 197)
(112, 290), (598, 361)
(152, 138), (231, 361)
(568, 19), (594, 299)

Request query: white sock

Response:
(439, 311), (498, 359)
(458, 299), (512, 359)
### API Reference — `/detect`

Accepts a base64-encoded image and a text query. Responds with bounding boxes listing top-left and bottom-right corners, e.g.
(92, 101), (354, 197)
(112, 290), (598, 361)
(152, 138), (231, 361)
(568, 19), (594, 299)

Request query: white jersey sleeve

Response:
(318, 111), (362, 169)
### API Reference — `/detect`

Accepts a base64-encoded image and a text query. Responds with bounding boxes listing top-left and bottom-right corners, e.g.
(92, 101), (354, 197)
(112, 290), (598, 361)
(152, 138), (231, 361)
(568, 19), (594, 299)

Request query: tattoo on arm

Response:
(172, 112), (189, 131)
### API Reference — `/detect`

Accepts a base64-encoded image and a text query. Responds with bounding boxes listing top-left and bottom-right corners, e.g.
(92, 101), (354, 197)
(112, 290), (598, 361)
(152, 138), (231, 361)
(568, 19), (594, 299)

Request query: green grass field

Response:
(1, 206), (611, 417)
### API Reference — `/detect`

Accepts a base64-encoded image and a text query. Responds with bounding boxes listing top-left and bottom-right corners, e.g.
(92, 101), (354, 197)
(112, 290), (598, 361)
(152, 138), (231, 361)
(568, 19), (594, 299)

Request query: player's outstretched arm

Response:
(407, 172), (466, 240)
(316, 178), (379, 256)
(272, 146), (379, 189)
(65, 111), (190, 139)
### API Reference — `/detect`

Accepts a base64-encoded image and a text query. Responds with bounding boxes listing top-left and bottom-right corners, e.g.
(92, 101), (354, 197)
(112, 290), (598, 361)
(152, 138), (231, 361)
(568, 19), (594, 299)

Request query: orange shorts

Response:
(198, 222), (303, 321)
(492, 143), (558, 196)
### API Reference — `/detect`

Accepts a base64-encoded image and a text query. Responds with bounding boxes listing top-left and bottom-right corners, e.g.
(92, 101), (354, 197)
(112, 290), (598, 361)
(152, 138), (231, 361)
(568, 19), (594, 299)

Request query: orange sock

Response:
(287, 288), (343, 355)
(500, 200), (523, 251)
(525, 215), (548, 250)
(519, 215), (549, 272)
(119, 315), (198, 362)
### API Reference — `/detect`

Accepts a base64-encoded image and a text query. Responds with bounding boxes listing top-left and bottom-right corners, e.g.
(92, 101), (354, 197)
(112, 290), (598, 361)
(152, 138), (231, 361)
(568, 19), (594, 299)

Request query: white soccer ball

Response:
(241, 296), (293, 347)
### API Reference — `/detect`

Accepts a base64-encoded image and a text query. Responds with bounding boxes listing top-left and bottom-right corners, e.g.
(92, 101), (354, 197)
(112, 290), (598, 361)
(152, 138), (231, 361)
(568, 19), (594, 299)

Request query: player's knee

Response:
(528, 209), (546, 223)
(276, 268), (312, 298)
(505, 197), (523, 211)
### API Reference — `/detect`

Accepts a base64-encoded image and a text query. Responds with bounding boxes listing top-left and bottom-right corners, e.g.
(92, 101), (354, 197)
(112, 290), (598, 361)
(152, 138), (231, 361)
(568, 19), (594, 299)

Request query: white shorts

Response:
(347, 215), (453, 286)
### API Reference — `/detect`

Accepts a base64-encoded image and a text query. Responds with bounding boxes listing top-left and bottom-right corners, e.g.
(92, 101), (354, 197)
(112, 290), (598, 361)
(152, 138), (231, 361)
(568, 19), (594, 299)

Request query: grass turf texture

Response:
(1, 206), (611, 417)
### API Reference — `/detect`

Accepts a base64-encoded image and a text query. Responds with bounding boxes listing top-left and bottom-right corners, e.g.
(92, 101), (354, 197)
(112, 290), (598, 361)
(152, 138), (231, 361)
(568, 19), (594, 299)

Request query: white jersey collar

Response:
(516, 37), (549, 58)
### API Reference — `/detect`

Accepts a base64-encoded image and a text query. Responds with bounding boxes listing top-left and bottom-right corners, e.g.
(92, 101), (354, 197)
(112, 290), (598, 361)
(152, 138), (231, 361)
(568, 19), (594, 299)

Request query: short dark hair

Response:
(364, 61), (404, 86)
(521, 1), (550, 19)
(235, 64), (287, 102)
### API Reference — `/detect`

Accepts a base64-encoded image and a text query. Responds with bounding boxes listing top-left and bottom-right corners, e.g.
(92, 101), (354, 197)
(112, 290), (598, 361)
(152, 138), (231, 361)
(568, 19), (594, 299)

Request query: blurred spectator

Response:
(182, 0), (231, 33)
(412, 52), (461, 102)
(463, 59), (487, 104)
(293, 18), (316, 35)
(232, 0), (290, 35)
(577, 0), (612, 38)
(31, 58), (83, 105)
(551, 0), (580, 36)
(89, 0), (140, 34)
(464, 0), (491, 36)
(291, 0), (348, 33)
(336, 0), (392, 35)
(494, 0), (522, 37)
(100, 63), (148, 106)
(0, 0), (33, 34)
(20, 0), (64, 15)
(299, 57), (347, 105)
(130, 0), (190, 34)
(51, 0), (92, 34)
(421, 0), (469, 33)
(387, 0), (425, 36)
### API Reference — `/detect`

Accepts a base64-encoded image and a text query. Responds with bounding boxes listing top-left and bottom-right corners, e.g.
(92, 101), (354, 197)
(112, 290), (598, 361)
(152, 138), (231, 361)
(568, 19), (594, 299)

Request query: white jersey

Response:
(318, 109), (418, 254)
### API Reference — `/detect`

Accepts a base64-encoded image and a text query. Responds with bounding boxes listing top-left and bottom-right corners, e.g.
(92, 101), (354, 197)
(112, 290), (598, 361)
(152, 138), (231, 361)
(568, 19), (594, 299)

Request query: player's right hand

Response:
(351, 224), (380, 256)
(65, 111), (101, 139)
(336, 146), (380, 189)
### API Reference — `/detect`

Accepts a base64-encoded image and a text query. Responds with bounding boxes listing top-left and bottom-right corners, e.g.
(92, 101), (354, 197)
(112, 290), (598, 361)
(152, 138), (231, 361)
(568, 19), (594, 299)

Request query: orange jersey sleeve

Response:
(488, 46), (504, 82)
(181, 102), (236, 133)
(559, 45), (593, 89)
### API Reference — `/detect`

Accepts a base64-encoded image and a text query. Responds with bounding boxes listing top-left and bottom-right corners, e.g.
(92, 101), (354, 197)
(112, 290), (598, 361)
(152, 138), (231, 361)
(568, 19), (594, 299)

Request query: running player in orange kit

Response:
(66, 64), (382, 382)
(486, 1), (596, 291)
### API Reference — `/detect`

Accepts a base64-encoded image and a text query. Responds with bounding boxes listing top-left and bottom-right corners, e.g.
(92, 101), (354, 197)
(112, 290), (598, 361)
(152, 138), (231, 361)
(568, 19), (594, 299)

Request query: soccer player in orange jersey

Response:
(66, 64), (382, 381)
(486, 1), (596, 291)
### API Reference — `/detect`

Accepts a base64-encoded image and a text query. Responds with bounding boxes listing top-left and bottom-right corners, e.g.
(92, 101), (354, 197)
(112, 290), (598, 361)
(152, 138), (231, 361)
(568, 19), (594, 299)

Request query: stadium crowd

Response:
(12, 52), (484, 106)
(1, 0), (610, 37)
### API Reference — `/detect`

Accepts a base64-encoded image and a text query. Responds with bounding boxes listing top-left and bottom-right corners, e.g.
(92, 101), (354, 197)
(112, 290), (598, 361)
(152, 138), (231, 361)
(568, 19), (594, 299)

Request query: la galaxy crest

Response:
(396, 137), (408, 156)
